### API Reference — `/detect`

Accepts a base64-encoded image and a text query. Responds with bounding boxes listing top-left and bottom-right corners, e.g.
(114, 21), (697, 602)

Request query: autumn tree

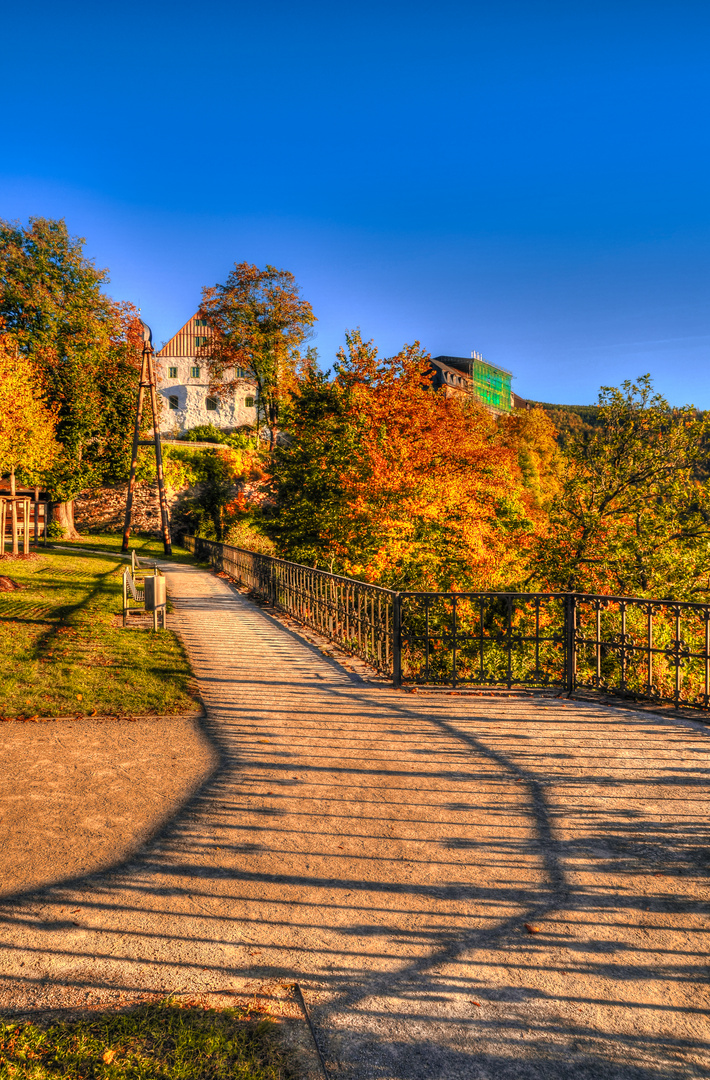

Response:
(0, 218), (142, 537)
(198, 263), (316, 453)
(0, 325), (60, 550)
(498, 404), (562, 517)
(271, 331), (539, 590)
(532, 375), (710, 598)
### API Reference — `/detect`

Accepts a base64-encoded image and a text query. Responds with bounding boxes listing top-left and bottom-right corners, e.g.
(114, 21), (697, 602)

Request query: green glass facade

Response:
(471, 359), (512, 412)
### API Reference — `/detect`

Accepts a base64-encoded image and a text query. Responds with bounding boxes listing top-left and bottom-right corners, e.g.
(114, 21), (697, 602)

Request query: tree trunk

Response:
(51, 499), (83, 540)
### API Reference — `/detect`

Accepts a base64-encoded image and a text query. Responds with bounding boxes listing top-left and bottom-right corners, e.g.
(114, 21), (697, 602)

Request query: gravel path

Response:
(0, 561), (708, 1079)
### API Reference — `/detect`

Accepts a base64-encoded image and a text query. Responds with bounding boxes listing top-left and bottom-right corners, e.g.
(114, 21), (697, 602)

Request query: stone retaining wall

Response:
(73, 482), (179, 534)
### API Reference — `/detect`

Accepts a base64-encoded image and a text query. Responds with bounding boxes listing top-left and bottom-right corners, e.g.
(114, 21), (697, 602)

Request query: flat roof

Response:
(432, 355), (513, 378)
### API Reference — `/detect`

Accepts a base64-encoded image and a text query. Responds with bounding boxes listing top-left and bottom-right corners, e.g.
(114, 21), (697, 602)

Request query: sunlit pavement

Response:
(0, 562), (708, 1079)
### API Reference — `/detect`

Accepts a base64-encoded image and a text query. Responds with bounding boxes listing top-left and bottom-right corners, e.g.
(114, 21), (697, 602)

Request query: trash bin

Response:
(144, 574), (166, 610)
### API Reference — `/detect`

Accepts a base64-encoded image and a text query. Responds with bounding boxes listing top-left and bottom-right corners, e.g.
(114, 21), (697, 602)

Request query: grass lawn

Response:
(49, 532), (198, 565)
(0, 999), (293, 1079)
(0, 546), (199, 719)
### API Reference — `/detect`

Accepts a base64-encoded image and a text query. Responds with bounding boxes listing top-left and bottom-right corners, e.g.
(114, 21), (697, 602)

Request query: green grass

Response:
(0, 548), (199, 718)
(0, 1000), (293, 1079)
(49, 533), (197, 565)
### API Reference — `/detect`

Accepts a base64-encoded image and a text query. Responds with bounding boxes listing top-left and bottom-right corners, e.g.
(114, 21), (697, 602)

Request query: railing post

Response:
(565, 592), (577, 693)
(393, 592), (402, 687)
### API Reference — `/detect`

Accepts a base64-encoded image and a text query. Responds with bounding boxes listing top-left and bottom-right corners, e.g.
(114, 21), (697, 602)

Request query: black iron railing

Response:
(183, 536), (397, 676)
(183, 536), (710, 711)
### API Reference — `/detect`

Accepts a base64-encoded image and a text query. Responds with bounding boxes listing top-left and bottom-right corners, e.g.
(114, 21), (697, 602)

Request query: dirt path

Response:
(0, 562), (708, 1078)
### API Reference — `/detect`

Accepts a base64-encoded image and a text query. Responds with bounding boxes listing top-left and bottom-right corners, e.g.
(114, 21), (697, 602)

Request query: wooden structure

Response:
(0, 476), (48, 555)
(122, 322), (172, 556)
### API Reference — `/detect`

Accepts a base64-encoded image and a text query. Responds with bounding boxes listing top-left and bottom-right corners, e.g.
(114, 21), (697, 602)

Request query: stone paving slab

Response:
(0, 562), (708, 1079)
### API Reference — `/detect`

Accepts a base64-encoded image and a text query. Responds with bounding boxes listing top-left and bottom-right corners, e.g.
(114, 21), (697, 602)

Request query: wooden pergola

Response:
(0, 477), (48, 555)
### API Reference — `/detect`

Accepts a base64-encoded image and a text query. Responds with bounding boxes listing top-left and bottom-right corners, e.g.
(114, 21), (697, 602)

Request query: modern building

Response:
(155, 313), (258, 433)
(430, 352), (514, 413)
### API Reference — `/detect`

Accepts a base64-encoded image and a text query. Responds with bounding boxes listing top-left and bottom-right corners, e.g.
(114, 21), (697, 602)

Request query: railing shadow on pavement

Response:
(0, 560), (707, 1079)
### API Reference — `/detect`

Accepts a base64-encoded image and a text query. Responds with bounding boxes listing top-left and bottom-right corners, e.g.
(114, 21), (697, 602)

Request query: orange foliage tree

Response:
(271, 331), (554, 591)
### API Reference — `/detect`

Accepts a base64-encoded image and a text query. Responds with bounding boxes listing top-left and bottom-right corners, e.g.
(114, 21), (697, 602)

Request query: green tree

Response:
(0, 217), (142, 537)
(270, 365), (368, 568)
(198, 263), (316, 454)
(533, 375), (710, 597)
(178, 447), (243, 541)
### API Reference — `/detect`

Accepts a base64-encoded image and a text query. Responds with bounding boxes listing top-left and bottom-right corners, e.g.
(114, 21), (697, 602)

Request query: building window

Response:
(190, 366), (200, 378)
(168, 366), (178, 378)
(206, 397), (218, 411)
(195, 319), (208, 327)
(169, 395), (179, 410)
(245, 396), (255, 408)
(194, 336), (209, 348)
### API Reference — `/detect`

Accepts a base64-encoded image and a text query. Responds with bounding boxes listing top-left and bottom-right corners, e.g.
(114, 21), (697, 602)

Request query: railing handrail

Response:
(191, 536), (398, 597)
(182, 534), (710, 710)
(186, 538), (710, 610)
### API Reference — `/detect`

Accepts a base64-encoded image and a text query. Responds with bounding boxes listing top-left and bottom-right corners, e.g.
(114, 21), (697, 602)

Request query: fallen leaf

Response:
(102, 1049), (115, 1064)
(469, 1000), (481, 1006)
(76, 694), (83, 701)
(89, 710), (98, 717)
(524, 923), (541, 934)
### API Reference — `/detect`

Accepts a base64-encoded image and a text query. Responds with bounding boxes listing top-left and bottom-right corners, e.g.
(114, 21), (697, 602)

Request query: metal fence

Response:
(183, 536), (710, 711)
(183, 536), (397, 676)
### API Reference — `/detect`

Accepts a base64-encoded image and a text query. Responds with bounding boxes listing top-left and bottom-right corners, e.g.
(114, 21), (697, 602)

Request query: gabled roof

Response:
(429, 357), (472, 385)
(156, 313), (211, 358)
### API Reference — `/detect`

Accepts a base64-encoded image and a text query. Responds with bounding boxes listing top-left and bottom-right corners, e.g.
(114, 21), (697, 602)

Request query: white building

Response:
(155, 312), (258, 434)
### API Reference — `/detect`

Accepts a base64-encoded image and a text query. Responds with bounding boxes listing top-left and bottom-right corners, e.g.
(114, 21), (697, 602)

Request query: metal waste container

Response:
(144, 573), (167, 630)
(144, 574), (166, 610)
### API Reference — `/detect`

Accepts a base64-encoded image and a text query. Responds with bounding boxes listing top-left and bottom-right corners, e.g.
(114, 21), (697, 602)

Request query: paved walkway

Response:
(0, 562), (709, 1079)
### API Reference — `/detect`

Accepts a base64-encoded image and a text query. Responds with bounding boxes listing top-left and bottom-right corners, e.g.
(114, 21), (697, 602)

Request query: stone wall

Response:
(72, 477), (270, 536)
(73, 482), (183, 535)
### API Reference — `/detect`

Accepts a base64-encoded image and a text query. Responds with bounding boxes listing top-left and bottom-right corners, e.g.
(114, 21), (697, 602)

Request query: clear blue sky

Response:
(2, 0), (709, 405)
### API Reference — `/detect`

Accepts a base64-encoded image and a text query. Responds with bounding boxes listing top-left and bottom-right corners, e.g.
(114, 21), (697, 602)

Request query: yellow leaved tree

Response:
(0, 325), (60, 552)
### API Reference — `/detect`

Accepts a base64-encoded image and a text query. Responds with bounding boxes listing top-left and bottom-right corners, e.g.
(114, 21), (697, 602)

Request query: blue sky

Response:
(2, 0), (709, 405)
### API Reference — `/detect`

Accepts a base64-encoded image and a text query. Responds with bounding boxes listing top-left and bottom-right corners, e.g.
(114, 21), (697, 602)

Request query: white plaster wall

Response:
(157, 357), (258, 434)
